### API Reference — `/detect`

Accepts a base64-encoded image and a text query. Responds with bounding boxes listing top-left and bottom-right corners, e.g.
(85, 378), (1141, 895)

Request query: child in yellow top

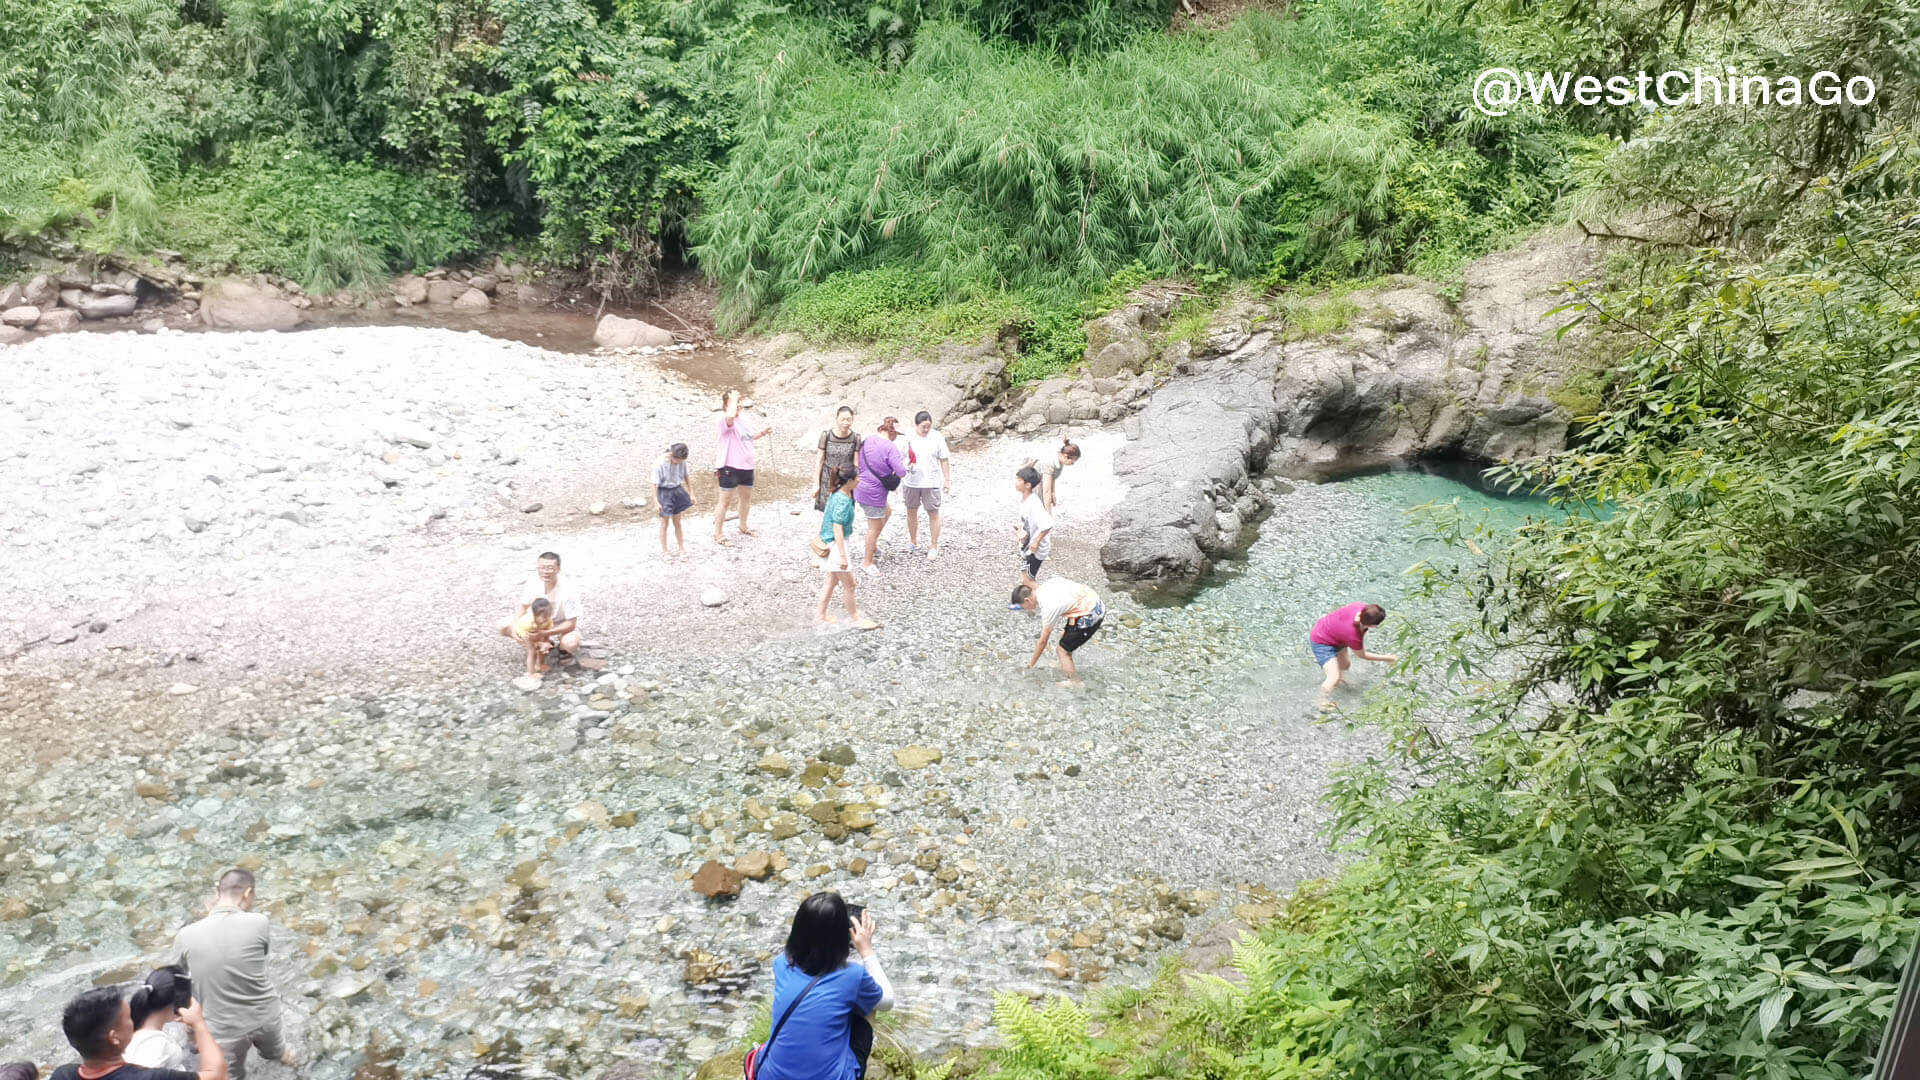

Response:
(513, 597), (556, 675)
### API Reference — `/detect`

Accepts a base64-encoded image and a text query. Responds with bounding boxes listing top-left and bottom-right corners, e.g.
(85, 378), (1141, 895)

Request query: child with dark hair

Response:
(654, 442), (693, 556)
(1, 1062), (41, 1080)
(754, 893), (895, 1080)
(51, 985), (225, 1080)
(1309, 602), (1397, 700)
(1021, 438), (1081, 513)
(1012, 466), (1053, 591)
(125, 968), (195, 1070)
(512, 597), (555, 676)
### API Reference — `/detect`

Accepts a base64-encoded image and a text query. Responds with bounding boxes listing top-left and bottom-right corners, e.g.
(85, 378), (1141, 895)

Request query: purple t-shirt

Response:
(1310, 603), (1369, 651)
(855, 437), (903, 507)
(717, 415), (757, 470)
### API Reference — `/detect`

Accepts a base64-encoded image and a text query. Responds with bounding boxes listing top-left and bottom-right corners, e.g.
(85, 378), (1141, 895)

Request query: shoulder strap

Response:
(766, 972), (827, 1058)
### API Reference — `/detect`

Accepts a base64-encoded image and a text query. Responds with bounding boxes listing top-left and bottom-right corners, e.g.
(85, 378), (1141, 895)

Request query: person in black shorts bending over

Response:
(1012, 577), (1104, 688)
(49, 986), (226, 1080)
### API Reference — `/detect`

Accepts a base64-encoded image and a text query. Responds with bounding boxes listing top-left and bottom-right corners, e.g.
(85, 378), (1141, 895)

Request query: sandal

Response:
(853, 617), (880, 631)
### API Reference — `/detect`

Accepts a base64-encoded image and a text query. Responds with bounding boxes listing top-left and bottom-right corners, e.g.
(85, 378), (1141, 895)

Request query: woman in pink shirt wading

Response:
(714, 389), (771, 545)
(1308, 602), (1397, 699)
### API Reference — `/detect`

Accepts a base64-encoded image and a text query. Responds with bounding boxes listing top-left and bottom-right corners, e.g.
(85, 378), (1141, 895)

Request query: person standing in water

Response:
(1012, 577), (1104, 689)
(811, 406), (862, 513)
(714, 389), (771, 545)
(1309, 602), (1397, 699)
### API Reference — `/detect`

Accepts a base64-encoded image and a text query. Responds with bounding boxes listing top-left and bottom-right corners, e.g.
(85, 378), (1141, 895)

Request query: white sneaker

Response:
(861, 564), (881, 576)
(908, 542), (922, 554)
(926, 546), (941, 560)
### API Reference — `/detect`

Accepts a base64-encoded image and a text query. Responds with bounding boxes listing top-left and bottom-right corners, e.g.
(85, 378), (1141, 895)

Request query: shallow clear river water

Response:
(0, 465), (1548, 1080)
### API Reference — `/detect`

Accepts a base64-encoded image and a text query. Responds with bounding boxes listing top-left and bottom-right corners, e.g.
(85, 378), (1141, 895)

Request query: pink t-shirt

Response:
(716, 414), (757, 470)
(1310, 603), (1369, 651)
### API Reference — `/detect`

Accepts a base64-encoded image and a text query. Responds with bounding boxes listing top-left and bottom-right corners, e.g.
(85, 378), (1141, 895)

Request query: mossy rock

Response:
(691, 1046), (748, 1080)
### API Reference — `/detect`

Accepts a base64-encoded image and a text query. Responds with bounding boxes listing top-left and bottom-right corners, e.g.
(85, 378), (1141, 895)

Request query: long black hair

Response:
(784, 892), (853, 976)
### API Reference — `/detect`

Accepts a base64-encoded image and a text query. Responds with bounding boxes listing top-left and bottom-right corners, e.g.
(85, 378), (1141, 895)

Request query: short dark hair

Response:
(830, 466), (856, 490)
(1015, 466), (1042, 489)
(785, 892), (853, 977)
(1, 1062), (40, 1080)
(669, 442), (688, 459)
(530, 597), (553, 618)
(914, 410), (932, 425)
(835, 405), (854, 418)
(62, 987), (125, 1058)
(1360, 603), (1387, 625)
(1011, 584), (1034, 605)
(216, 867), (254, 897)
(537, 551), (561, 566)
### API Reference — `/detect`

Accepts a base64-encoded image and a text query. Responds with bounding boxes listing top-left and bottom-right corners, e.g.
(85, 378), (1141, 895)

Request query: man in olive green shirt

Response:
(167, 869), (295, 1080)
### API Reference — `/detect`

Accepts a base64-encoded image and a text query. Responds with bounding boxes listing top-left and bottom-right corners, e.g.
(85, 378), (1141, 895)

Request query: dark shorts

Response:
(1059, 608), (1104, 654)
(1311, 641), (1345, 666)
(1022, 553), (1044, 578)
(658, 485), (692, 518)
(717, 467), (754, 489)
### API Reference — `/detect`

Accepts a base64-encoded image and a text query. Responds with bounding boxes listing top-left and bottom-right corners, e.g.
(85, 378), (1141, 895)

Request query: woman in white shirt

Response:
(124, 967), (196, 1070)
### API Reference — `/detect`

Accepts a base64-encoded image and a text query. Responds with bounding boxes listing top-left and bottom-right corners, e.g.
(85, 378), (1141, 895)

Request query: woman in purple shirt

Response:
(1309, 602), (1397, 699)
(854, 417), (904, 575)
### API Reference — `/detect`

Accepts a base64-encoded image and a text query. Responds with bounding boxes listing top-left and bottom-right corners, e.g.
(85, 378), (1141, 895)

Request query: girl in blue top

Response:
(815, 468), (877, 630)
(759, 893), (895, 1080)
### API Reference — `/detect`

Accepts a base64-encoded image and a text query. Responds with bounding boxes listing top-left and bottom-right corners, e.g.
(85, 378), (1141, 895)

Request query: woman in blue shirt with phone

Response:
(748, 893), (896, 1080)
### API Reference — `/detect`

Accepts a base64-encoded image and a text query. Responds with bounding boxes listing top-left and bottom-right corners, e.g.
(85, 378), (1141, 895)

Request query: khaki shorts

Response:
(903, 486), (942, 512)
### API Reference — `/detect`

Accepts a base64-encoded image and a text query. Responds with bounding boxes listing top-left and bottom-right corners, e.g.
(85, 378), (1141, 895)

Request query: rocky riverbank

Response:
(2, 323), (1419, 1080)
(1098, 231), (1599, 586)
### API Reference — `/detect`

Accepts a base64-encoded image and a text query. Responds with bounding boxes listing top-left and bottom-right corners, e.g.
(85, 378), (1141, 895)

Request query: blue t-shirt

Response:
(820, 491), (855, 544)
(758, 955), (883, 1080)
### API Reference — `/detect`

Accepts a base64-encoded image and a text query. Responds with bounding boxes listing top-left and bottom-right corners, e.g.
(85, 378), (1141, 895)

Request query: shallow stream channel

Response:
(0, 462), (1545, 1079)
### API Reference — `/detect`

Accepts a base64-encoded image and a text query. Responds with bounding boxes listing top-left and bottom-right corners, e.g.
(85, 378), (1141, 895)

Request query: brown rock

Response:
(839, 805), (878, 830)
(768, 815), (801, 841)
(732, 851), (779, 880)
(393, 275), (429, 306)
(755, 753), (792, 777)
(616, 994), (650, 1018)
(467, 274), (499, 294)
(0, 305), (39, 327)
(36, 309), (81, 333)
(805, 802), (842, 824)
(425, 280), (466, 306)
(690, 860), (743, 899)
(893, 746), (942, 770)
(22, 274), (57, 308)
(1042, 950), (1072, 979)
(134, 782), (170, 799)
(451, 287), (490, 312)
(0, 325), (25, 346)
(848, 858), (869, 875)
(805, 863), (832, 879)
(0, 283), (21, 308)
(593, 313), (674, 349)
(198, 280), (300, 331)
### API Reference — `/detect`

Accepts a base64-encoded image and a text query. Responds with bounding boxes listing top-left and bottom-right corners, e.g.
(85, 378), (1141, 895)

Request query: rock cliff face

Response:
(1102, 232), (1597, 586)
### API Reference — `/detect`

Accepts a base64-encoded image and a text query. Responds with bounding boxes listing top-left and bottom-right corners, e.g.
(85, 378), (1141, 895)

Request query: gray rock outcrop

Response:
(1103, 231), (1595, 586)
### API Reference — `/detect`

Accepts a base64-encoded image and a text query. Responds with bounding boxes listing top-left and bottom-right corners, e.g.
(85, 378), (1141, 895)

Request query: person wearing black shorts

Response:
(1013, 577), (1104, 688)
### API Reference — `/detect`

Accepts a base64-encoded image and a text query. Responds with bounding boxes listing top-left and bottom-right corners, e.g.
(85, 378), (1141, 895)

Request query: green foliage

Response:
(697, 2), (1577, 324)
(167, 139), (475, 290)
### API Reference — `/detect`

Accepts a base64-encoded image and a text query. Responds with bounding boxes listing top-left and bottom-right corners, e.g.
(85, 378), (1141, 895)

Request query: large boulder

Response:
(70, 292), (138, 320)
(1, 306), (39, 328)
(0, 325), (26, 346)
(392, 274), (429, 306)
(593, 313), (674, 349)
(197, 279), (301, 331)
(22, 275), (57, 308)
(424, 279), (467, 306)
(36, 309), (81, 333)
(1101, 230), (1595, 588)
(451, 287), (490, 312)
(0, 283), (22, 308)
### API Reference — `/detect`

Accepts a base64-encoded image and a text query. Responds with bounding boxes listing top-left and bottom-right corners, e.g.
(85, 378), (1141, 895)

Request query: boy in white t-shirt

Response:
(1013, 465), (1053, 588)
(1012, 577), (1104, 688)
(902, 410), (952, 558)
